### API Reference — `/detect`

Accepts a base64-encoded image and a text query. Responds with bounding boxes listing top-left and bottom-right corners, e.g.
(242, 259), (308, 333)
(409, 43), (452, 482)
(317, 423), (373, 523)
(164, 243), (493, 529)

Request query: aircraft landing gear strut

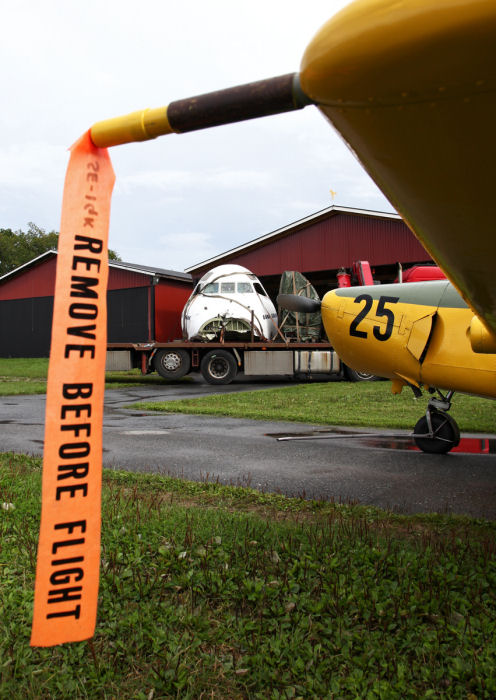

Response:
(413, 390), (460, 454)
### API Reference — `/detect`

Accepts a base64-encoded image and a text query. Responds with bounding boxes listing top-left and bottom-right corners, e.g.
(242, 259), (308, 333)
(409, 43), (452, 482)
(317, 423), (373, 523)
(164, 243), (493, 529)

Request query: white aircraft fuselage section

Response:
(181, 264), (278, 341)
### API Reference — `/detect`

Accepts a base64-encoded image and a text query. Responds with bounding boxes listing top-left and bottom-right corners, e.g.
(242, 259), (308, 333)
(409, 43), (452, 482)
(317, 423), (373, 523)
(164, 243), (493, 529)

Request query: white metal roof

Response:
(0, 250), (191, 284)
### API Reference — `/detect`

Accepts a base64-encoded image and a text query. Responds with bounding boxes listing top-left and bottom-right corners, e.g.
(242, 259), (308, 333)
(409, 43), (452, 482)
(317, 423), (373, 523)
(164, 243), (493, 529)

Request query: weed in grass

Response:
(1, 452), (496, 697)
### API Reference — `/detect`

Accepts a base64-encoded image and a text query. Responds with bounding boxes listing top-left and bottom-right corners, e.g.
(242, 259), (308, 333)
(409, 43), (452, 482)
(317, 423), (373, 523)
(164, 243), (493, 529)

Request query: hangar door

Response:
(0, 287), (153, 357)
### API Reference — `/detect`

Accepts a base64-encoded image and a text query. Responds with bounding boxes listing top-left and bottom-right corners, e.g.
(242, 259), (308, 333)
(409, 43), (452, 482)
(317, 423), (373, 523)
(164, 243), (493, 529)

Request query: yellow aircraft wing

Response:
(299, 0), (496, 336)
(90, 0), (496, 339)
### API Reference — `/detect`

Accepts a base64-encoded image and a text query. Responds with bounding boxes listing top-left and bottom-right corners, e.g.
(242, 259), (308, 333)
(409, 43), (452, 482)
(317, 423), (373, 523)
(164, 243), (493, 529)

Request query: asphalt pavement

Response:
(1, 376), (495, 519)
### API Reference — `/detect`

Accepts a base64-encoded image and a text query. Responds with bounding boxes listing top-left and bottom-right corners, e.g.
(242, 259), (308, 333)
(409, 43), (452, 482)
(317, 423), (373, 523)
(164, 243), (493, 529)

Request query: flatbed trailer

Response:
(105, 339), (352, 385)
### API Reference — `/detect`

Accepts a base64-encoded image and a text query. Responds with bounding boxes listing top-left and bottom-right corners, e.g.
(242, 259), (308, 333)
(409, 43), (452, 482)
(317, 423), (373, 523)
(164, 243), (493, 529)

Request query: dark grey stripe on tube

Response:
(167, 73), (314, 133)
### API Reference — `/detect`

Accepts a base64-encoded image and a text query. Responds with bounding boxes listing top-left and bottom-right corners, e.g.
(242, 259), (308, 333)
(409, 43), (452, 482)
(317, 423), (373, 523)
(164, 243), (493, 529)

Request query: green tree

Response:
(0, 223), (121, 276)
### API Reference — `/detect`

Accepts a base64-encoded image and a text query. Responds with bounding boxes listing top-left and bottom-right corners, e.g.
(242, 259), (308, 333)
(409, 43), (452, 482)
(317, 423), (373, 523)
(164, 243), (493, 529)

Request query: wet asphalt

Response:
(1, 376), (495, 519)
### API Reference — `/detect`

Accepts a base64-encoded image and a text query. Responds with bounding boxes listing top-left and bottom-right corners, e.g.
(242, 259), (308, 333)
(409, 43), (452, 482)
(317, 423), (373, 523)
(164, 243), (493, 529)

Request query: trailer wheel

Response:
(153, 349), (191, 379)
(200, 350), (237, 385)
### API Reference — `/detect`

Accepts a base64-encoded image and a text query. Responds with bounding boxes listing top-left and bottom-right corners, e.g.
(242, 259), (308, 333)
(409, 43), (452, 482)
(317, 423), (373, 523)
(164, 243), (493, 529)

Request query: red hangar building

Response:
(0, 251), (192, 357)
(185, 205), (435, 299)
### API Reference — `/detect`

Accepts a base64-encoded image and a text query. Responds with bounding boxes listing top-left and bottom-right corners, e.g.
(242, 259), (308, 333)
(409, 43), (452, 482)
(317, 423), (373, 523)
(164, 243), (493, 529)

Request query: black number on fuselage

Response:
(349, 294), (399, 340)
(349, 294), (373, 338)
(373, 296), (399, 341)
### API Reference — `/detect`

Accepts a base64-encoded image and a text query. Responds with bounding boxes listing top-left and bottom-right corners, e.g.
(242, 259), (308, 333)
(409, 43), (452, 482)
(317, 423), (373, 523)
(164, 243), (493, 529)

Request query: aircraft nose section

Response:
(321, 286), (439, 386)
(321, 288), (396, 378)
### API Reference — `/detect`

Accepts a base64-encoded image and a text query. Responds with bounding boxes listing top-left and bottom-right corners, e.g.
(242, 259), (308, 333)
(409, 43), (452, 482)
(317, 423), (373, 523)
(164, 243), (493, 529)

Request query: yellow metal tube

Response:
(91, 106), (174, 148)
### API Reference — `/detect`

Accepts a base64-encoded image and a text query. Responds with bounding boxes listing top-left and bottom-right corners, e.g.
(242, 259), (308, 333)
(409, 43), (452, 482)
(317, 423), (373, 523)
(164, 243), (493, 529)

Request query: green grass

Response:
(131, 381), (496, 433)
(0, 358), (48, 395)
(0, 357), (189, 395)
(0, 357), (49, 378)
(1, 452), (496, 698)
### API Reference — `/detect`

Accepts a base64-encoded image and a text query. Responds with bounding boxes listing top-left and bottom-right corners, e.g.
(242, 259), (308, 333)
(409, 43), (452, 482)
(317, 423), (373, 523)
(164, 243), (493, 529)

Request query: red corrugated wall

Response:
(107, 267), (152, 290)
(0, 256), (58, 300)
(154, 280), (192, 341)
(193, 213), (430, 278)
(0, 257), (154, 301)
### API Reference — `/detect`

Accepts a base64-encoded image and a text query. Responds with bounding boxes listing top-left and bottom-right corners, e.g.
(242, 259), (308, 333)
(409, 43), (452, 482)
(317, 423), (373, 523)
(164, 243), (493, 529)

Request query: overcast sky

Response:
(1, 0), (394, 272)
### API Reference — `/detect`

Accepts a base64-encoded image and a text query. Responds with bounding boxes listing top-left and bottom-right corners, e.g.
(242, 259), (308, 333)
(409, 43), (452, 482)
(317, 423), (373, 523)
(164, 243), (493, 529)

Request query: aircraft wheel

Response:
(153, 349), (191, 379)
(344, 366), (380, 382)
(413, 410), (460, 454)
(201, 349), (238, 385)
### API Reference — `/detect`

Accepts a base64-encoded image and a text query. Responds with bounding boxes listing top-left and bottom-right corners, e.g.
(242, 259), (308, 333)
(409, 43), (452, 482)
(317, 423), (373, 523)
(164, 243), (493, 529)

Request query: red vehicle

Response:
(399, 265), (446, 283)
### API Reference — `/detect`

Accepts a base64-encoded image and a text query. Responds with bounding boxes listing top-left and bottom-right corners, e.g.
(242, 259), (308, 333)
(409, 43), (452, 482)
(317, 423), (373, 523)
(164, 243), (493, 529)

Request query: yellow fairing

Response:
(300, 0), (496, 335)
(421, 307), (496, 398)
(468, 316), (496, 354)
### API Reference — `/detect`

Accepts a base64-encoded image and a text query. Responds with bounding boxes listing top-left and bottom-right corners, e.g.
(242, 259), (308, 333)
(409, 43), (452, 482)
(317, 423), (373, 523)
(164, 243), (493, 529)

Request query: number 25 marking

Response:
(349, 294), (399, 341)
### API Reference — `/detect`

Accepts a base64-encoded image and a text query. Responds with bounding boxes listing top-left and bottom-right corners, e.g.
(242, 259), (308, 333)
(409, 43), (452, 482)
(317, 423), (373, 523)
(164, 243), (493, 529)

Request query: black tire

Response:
(200, 349), (237, 385)
(153, 348), (191, 379)
(413, 410), (460, 454)
(344, 366), (380, 382)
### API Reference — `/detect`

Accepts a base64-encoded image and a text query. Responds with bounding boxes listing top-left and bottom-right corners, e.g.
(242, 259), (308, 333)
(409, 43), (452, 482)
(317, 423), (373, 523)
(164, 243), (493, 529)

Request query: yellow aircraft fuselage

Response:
(322, 281), (496, 399)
